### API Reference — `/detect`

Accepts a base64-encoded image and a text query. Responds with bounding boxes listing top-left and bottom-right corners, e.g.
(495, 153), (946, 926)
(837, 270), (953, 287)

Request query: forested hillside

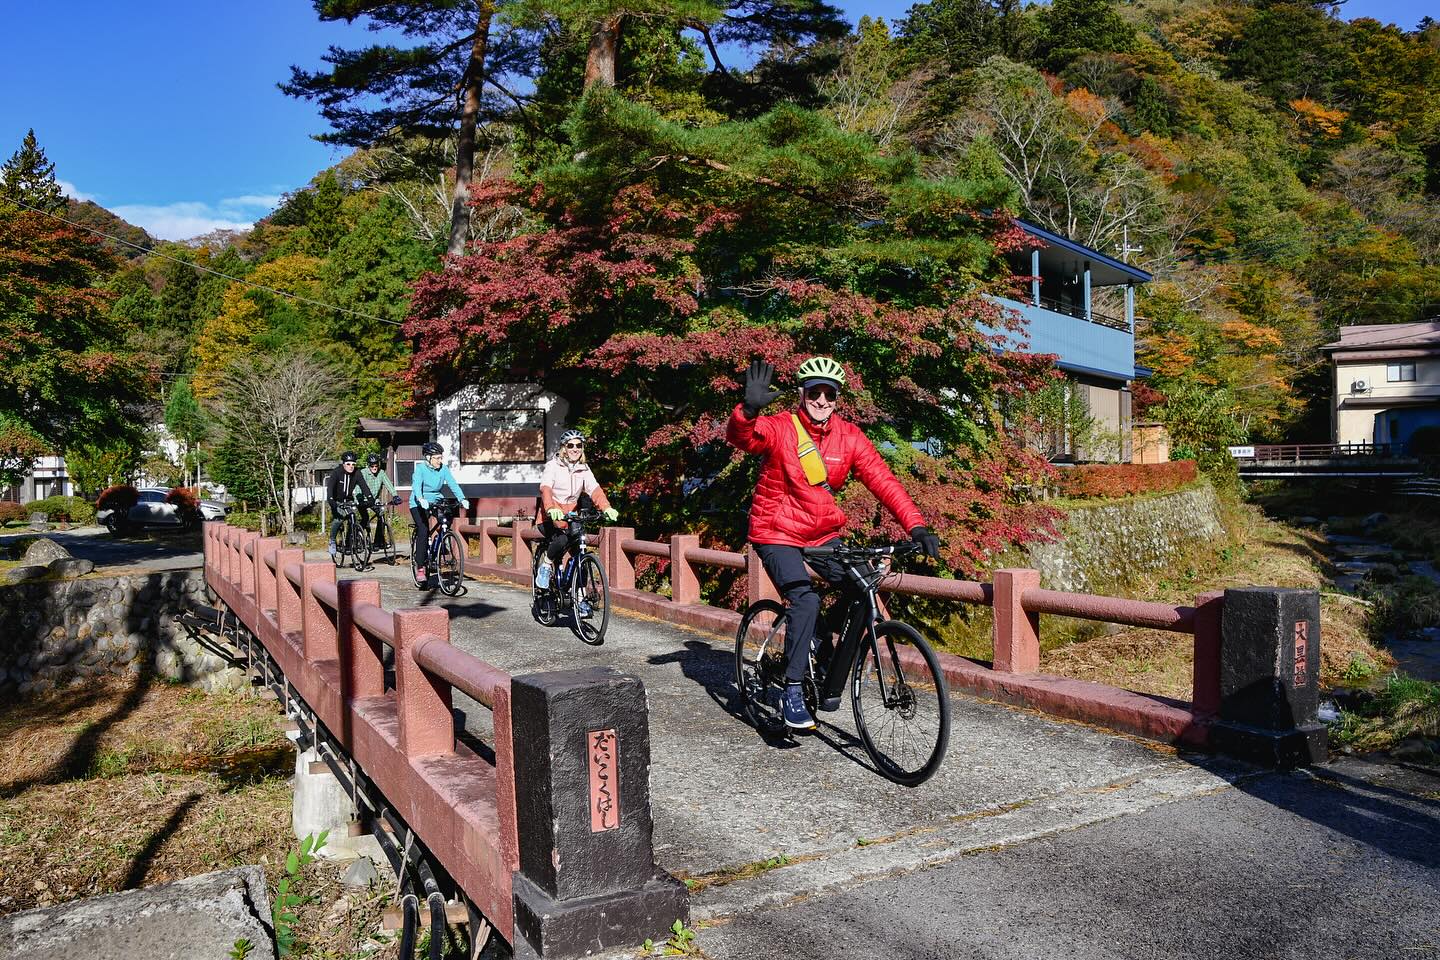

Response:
(2, 0), (1436, 560)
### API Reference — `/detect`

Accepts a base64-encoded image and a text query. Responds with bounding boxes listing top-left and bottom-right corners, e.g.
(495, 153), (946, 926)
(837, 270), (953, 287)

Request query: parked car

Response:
(97, 487), (227, 533)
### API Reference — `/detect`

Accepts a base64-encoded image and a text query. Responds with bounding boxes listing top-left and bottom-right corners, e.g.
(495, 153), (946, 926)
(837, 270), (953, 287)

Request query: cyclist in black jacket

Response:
(325, 452), (362, 556)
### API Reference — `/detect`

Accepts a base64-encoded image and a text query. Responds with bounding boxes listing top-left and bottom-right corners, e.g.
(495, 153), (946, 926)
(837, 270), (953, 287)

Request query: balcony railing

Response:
(1034, 294), (1130, 331)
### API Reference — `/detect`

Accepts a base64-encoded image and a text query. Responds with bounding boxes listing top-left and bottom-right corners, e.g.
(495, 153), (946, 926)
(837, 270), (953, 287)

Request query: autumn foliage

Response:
(96, 484), (140, 515)
(407, 92), (1060, 571)
(1053, 460), (1198, 500)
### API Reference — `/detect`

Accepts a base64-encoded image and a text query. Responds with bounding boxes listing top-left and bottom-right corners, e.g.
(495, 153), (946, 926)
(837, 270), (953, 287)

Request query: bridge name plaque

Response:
(588, 728), (620, 832)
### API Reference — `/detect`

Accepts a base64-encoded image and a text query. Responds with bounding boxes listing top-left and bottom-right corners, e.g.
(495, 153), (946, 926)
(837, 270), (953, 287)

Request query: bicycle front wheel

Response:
(350, 523), (372, 571)
(571, 554), (609, 645)
(851, 619), (950, 787)
(734, 600), (788, 732)
(437, 530), (466, 596)
(333, 519), (351, 569)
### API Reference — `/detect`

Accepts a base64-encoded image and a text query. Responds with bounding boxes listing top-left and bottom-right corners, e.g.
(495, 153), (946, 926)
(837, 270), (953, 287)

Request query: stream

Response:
(1323, 528), (1440, 682)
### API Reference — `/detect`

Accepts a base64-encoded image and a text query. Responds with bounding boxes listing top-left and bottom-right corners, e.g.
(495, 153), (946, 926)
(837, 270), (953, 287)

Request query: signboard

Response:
(587, 728), (620, 832)
(1227, 445), (1256, 458)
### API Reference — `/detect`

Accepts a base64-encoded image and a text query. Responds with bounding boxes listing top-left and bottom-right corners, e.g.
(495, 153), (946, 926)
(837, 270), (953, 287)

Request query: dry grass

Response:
(0, 677), (406, 958)
(1038, 498), (1392, 699)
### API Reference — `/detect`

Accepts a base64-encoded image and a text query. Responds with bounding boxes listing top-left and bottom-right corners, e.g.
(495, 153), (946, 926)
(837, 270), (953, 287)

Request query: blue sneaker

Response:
(781, 683), (816, 732)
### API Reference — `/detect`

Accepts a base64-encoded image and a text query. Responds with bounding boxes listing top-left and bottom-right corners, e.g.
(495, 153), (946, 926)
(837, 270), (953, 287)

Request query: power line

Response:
(5, 197), (407, 327)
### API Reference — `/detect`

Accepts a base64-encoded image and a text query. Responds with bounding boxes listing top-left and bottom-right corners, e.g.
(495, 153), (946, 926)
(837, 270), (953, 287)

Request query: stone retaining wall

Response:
(0, 569), (242, 697)
(1026, 482), (1226, 593)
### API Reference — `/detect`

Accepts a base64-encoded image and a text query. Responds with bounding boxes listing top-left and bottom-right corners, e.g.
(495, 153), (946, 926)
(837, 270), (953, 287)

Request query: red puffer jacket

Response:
(726, 403), (924, 547)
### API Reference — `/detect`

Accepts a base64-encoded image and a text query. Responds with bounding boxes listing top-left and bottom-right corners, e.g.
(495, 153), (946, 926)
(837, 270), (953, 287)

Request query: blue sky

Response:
(0, 0), (1429, 240)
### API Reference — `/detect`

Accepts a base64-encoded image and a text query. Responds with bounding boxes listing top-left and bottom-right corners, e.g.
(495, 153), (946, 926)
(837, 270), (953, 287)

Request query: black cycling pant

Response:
(357, 502), (386, 547)
(410, 505), (431, 557)
(755, 540), (846, 683)
(540, 521), (574, 565)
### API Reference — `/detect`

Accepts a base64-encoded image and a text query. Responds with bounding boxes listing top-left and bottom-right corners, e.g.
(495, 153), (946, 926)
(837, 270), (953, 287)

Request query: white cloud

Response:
(218, 194), (283, 213)
(56, 179), (95, 202)
(110, 200), (257, 241)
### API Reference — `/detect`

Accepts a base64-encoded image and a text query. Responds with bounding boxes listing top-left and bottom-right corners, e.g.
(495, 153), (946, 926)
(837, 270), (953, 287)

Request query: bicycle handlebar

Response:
(801, 540), (921, 562)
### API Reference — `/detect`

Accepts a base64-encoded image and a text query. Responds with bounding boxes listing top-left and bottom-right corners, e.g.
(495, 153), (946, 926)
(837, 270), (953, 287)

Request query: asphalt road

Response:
(694, 759), (1440, 960)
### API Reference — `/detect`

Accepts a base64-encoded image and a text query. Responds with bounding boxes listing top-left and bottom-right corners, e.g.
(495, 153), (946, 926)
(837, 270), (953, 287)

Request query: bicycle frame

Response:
(798, 545), (915, 709)
(552, 516), (590, 597)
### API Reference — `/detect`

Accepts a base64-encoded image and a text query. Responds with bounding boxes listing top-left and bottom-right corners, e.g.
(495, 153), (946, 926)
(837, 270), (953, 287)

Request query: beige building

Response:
(1322, 321), (1440, 451)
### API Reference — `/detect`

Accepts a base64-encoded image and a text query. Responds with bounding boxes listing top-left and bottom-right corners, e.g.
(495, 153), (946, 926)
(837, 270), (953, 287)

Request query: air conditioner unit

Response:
(1351, 379), (1368, 393)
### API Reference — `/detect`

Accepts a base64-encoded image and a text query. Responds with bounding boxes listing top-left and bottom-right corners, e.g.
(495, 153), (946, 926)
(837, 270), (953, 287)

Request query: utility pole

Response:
(1115, 225), (1143, 264)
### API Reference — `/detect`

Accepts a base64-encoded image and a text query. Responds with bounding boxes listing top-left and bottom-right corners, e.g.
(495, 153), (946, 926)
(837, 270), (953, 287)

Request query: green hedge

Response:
(28, 495), (96, 525)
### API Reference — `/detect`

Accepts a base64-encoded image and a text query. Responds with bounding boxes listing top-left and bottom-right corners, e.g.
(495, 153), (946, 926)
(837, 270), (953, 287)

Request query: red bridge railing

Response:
(204, 523), (686, 958)
(458, 520), (1230, 746)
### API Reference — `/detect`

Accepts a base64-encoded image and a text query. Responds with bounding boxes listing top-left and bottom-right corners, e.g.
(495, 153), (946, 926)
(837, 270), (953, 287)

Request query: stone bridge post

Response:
(1213, 587), (1326, 768)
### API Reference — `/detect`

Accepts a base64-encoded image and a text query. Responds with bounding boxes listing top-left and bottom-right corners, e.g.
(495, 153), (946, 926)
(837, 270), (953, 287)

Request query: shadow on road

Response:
(649, 638), (882, 770)
(1230, 760), (1440, 871)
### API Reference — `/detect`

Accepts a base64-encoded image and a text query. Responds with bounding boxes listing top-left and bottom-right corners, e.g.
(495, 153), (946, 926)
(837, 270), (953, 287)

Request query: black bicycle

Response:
(410, 497), (465, 596)
(365, 494), (401, 565)
(530, 508), (610, 645)
(734, 541), (951, 786)
(331, 499), (372, 571)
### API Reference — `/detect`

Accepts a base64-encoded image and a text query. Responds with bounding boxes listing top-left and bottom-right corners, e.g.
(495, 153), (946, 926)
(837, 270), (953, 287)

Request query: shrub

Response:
(166, 486), (200, 510)
(96, 484), (140, 515)
(0, 502), (26, 525)
(1052, 460), (1198, 500)
(28, 495), (96, 524)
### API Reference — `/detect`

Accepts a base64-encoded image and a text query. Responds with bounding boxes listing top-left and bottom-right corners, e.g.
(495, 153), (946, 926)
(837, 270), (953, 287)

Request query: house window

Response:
(459, 409), (546, 464)
(395, 460), (418, 488)
(1387, 363), (1416, 382)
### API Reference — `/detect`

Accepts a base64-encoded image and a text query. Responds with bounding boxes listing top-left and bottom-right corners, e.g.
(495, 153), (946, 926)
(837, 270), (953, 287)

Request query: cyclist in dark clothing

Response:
(325, 452), (362, 556)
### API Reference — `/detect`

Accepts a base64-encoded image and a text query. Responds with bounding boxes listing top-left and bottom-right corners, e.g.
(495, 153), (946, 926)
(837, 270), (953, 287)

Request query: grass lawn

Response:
(0, 676), (404, 957)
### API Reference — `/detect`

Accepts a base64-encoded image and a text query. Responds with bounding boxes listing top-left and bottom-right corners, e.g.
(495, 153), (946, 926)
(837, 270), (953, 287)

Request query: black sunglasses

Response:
(563, 441), (585, 449)
(805, 385), (838, 402)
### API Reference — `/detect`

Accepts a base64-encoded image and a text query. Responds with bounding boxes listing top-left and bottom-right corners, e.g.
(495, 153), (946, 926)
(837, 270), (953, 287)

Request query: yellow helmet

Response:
(795, 356), (846, 390)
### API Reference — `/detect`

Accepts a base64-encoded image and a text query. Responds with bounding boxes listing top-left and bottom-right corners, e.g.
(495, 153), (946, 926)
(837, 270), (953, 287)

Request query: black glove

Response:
(909, 525), (941, 560)
(742, 359), (783, 418)
(390, 495), (401, 506)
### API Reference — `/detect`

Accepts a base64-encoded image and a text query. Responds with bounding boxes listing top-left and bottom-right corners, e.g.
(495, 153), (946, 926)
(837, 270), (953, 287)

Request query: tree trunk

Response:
(584, 14), (624, 90)
(446, 1), (496, 259)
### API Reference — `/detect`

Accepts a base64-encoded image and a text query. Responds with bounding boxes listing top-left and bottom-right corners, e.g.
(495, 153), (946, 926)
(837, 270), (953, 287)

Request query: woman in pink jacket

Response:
(535, 429), (619, 587)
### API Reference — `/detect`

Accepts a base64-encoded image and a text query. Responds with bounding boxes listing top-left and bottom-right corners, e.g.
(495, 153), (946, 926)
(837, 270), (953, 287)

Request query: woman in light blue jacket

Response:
(410, 441), (469, 576)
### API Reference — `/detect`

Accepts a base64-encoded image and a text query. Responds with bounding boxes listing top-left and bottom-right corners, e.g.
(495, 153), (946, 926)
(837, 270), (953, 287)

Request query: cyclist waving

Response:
(727, 357), (940, 732)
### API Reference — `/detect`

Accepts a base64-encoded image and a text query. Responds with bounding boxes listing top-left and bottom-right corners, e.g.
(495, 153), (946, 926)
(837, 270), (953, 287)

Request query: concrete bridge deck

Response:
(344, 561), (1248, 921)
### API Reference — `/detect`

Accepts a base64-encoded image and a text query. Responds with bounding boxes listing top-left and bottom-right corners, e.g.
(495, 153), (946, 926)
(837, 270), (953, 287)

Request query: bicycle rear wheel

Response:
(332, 517), (350, 569)
(851, 620), (950, 787)
(571, 554), (609, 645)
(531, 548), (558, 626)
(734, 600), (788, 732)
(375, 514), (396, 564)
(437, 530), (466, 596)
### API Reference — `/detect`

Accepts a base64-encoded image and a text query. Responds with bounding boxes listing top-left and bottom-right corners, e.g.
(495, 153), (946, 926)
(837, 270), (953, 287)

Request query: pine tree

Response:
(0, 129), (66, 214)
(281, 0), (514, 257)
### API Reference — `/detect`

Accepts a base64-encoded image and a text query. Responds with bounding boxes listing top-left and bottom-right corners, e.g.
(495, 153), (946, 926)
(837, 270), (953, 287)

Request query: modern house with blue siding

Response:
(985, 219), (1153, 461)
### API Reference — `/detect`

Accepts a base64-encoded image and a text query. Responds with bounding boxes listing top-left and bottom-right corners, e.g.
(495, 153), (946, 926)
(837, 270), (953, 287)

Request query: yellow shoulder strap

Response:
(791, 414), (831, 488)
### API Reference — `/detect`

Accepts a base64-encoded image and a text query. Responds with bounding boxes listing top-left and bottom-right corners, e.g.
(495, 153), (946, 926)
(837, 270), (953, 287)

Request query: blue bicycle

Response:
(410, 497), (466, 596)
(530, 507), (610, 645)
